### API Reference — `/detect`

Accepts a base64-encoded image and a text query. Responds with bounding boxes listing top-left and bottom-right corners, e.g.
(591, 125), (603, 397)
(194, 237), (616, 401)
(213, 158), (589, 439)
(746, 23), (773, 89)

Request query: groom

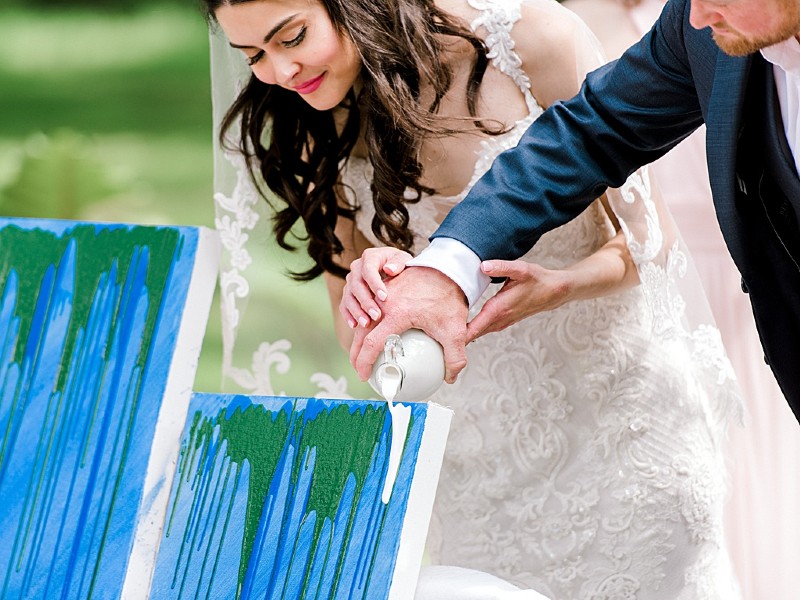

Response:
(350, 0), (800, 424)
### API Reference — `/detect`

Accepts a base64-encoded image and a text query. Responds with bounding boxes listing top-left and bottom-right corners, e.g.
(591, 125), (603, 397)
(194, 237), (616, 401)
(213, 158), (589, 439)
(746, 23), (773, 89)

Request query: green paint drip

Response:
(0, 223), (181, 391)
(181, 401), (391, 597)
(294, 404), (386, 521)
(188, 404), (290, 590)
(296, 404), (387, 599)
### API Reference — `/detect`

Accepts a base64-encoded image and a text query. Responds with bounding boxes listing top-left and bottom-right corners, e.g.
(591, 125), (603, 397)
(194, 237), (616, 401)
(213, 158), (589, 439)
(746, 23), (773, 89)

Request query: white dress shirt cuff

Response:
(407, 238), (491, 308)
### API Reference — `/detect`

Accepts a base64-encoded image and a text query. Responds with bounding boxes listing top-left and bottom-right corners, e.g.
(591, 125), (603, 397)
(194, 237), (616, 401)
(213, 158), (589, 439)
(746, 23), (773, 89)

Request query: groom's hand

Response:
(350, 266), (470, 384)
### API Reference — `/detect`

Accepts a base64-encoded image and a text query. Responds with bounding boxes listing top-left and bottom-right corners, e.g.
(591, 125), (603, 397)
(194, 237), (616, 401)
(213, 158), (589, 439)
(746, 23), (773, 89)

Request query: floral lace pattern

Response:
(344, 0), (741, 598)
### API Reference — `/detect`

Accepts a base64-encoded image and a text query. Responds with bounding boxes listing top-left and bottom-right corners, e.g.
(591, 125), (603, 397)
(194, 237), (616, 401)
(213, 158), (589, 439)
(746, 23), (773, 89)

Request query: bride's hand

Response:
(340, 247), (413, 328)
(467, 230), (637, 341)
(466, 259), (574, 341)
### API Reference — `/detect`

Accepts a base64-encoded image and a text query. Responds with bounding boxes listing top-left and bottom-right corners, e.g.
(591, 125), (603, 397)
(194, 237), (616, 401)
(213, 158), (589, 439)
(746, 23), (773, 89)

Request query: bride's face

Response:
(215, 0), (361, 110)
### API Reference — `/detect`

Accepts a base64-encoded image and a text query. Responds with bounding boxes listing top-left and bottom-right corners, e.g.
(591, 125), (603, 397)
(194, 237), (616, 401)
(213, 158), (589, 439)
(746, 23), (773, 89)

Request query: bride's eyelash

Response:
(245, 25), (306, 66)
(282, 25), (306, 48)
(246, 50), (264, 66)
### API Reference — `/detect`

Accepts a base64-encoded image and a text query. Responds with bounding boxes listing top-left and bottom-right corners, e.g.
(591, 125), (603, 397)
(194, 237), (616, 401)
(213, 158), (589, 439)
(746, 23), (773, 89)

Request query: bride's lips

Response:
(294, 73), (325, 94)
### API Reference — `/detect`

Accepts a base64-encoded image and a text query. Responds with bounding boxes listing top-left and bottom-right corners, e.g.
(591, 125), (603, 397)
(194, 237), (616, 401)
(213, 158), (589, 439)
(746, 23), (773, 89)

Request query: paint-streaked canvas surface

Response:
(150, 394), (451, 600)
(0, 217), (218, 600)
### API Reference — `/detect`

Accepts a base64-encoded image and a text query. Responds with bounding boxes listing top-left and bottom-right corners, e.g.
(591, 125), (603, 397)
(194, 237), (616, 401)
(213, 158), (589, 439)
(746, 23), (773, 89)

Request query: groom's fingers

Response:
(354, 314), (468, 384)
(350, 267), (469, 382)
(423, 318), (467, 383)
(349, 322), (371, 378)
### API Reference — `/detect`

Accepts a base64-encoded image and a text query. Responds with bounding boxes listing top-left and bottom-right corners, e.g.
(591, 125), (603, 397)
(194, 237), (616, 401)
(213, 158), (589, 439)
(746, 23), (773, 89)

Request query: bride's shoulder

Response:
(434, 0), (604, 106)
(513, 0), (606, 106)
(434, 0), (483, 22)
(436, 0), (591, 56)
(512, 0), (596, 66)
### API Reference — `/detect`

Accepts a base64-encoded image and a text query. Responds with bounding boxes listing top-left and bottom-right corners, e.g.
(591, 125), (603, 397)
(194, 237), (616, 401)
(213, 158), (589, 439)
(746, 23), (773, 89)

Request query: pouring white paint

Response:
(369, 330), (445, 504)
(376, 362), (411, 504)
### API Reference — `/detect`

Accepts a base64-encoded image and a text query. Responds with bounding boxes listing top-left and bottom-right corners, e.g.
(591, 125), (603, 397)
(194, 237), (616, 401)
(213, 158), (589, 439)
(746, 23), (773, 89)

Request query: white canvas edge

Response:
(121, 227), (221, 600)
(389, 401), (454, 600)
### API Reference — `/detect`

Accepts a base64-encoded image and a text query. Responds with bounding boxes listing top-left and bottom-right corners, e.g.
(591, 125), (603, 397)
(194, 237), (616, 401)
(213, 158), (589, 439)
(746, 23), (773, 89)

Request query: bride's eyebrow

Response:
(228, 14), (299, 49)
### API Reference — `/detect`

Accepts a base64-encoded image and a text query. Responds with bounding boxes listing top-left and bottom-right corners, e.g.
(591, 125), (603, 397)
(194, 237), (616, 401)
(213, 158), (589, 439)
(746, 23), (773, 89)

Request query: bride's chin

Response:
(295, 90), (344, 112)
(301, 97), (338, 111)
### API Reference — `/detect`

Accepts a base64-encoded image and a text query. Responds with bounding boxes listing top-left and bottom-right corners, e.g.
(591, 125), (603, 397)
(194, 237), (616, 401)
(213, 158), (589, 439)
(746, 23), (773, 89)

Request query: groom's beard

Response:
(713, 2), (800, 56)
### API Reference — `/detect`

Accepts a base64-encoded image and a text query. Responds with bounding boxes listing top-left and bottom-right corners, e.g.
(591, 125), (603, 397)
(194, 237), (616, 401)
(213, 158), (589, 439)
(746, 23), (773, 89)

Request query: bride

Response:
(204, 0), (742, 597)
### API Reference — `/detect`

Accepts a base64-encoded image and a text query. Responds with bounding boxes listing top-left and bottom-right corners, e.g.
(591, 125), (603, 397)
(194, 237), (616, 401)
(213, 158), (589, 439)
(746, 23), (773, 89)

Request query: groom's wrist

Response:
(407, 238), (490, 308)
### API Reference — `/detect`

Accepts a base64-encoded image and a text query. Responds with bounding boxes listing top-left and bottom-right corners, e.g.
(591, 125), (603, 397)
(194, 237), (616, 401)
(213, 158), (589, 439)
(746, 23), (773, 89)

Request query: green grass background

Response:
(0, 4), (370, 397)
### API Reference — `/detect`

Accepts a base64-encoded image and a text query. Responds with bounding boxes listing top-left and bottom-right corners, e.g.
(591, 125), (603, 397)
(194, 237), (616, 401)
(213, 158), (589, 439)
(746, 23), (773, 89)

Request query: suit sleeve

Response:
(432, 0), (705, 261)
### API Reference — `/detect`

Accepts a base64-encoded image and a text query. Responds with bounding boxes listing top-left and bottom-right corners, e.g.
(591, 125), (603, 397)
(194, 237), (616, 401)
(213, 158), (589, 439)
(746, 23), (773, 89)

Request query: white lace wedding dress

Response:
(344, 1), (742, 598)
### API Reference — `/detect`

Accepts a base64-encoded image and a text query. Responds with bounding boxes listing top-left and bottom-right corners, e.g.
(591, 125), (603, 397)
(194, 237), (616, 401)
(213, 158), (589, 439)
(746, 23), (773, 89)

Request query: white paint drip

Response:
(379, 364), (411, 504)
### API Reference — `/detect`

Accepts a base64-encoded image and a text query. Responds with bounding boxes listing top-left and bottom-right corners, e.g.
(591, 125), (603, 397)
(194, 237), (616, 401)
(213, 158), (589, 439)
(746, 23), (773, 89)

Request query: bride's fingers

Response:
(382, 259), (407, 278)
(481, 259), (529, 279)
(339, 294), (370, 328)
(343, 272), (382, 325)
(360, 249), (413, 300)
(466, 296), (508, 341)
(358, 252), (391, 301)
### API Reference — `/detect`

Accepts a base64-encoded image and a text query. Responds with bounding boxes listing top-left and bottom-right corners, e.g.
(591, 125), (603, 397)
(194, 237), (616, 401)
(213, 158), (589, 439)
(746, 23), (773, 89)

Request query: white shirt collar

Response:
(761, 36), (800, 75)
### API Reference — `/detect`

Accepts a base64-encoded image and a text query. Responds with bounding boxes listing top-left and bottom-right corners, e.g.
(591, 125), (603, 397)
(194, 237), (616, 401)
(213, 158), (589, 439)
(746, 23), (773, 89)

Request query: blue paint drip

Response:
(0, 262), (56, 492)
(178, 435), (232, 597)
(0, 270), (21, 441)
(334, 438), (387, 600)
(268, 445), (315, 599)
(304, 515), (333, 599)
(240, 439), (296, 600)
(283, 510), (317, 597)
(60, 247), (148, 600)
(316, 473), (357, 597)
(42, 265), (119, 600)
(176, 427), (224, 591)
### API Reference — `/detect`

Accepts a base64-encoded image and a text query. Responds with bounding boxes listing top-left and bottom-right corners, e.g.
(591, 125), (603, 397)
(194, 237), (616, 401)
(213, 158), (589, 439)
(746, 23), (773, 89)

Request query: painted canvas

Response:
(0, 217), (219, 600)
(149, 393), (452, 600)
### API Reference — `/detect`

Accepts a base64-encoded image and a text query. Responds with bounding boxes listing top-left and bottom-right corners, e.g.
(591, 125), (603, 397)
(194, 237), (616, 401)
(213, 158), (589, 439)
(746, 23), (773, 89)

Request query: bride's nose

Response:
(253, 54), (300, 87)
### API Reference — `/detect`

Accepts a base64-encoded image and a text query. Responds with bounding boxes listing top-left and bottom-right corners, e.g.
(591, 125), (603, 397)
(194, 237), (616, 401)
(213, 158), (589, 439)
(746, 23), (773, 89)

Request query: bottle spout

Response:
(376, 362), (403, 401)
(377, 334), (405, 400)
(383, 333), (404, 363)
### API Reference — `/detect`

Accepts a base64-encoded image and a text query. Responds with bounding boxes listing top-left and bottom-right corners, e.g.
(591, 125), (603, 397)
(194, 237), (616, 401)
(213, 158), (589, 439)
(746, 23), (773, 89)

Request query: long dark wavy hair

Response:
(204, 0), (501, 280)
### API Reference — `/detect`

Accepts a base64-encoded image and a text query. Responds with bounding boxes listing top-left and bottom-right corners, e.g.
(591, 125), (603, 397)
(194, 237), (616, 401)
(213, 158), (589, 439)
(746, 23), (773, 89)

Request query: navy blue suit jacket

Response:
(434, 0), (800, 421)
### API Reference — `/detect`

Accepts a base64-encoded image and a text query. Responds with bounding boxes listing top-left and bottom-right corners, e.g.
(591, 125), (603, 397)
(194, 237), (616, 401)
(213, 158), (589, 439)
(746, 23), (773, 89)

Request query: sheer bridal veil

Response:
(209, 28), (358, 398)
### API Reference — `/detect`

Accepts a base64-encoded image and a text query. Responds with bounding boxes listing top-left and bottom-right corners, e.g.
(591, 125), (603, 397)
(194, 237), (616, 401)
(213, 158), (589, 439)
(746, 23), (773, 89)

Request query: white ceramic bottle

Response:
(368, 329), (445, 402)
